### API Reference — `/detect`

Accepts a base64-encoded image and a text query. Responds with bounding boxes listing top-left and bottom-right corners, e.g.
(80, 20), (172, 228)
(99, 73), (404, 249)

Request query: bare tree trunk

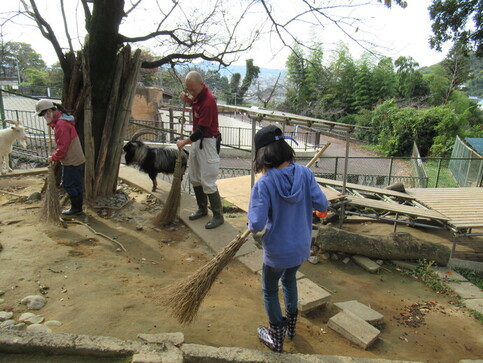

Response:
(315, 226), (451, 266)
(75, 46), (140, 200)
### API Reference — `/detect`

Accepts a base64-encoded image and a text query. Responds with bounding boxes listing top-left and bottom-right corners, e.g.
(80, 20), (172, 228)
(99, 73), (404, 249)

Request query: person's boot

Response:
(257, 322), (285, 353)
(189, 186), (208, 220)
(205, 190), (224, 229)
(62, 194), (83, 216)
(285, 310), (298, 340)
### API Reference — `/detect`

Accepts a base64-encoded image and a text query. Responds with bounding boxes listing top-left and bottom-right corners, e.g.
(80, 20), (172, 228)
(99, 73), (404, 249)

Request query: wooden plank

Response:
(347, 196), (449, 221)
(315, 177), (416, 200)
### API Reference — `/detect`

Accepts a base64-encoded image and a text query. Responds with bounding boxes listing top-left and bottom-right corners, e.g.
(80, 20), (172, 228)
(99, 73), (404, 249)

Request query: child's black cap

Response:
(254, 125), (283, 151)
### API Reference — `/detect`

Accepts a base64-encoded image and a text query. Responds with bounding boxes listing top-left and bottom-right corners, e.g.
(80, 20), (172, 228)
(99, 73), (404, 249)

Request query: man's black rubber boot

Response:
(205, 190), (224, 229)
(189, 186), (208, 220)
(62, 195), (83, 216)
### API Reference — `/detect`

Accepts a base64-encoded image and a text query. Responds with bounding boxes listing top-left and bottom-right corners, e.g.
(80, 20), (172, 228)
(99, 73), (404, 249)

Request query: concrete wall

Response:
(131, 87), (167, 121)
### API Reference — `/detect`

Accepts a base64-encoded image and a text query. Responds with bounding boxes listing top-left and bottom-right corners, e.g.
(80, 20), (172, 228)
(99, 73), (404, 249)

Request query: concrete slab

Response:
(297, 278), (331, 314)
(237, 248), (263, 273)
(119, 165), (258, 259)
(334, 300), (384, 325)
(449, 258), (483, 275)
(351, 255), (381, 273)
(464, 299), (483, 315)
(431, 267), (468, 282)
(392, 260), (419, 271)
(327, 311), (381, 350)
(446, 282), (483, 299)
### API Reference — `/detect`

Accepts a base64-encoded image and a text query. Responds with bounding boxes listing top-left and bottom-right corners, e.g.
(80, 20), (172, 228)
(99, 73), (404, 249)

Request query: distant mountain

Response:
(194, 61), (286, 80)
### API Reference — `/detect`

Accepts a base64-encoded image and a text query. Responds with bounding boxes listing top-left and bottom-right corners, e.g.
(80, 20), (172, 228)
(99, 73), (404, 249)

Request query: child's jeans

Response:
(262, 263), (300, 325)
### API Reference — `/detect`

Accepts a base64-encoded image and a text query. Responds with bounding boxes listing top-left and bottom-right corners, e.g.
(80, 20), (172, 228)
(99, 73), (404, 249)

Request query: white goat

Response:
(0, 120), (28, 174)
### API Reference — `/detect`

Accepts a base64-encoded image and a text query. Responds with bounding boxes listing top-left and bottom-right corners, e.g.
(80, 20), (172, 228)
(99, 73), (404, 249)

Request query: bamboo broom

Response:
(40, 127), (62, 226)
(161, 147), (327, 325)
(153, 103), (187, 225)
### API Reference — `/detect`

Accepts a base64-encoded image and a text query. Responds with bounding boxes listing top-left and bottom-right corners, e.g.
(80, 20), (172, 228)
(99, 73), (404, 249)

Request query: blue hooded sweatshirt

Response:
(248, 163), (328, 269)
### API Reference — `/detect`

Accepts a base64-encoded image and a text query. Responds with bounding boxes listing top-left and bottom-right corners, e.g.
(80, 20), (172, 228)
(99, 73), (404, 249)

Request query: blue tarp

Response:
(465, 138), (483, 156)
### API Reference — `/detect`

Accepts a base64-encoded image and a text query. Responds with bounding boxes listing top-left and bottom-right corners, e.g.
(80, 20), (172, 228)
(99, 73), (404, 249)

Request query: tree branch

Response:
(142, 52), (229, 69)
(119, 30), (190, 47)
(23, 0), (67, 70)
(60, 0), (74, 53)
(80, 0), (92, 30)
(125, 0), (142, 16)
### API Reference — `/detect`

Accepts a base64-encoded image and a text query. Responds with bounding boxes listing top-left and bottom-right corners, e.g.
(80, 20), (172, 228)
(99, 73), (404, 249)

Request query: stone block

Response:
(131, 352), (163, 363)
(351, 255), (380, 273)
(334, 300), (384, 325)
(137, 332), (184, 346)
(392, 260), (419, 271)
(297, 278), (331, 314)
(327, 311), (381, 349)
(74, 334), (137, 356)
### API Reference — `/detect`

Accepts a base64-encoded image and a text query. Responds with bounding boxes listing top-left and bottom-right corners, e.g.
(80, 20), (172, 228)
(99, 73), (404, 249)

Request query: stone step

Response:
(328, 311), (381, 349)
(334, 300), (384, 325)
(297, 278), (331, 315)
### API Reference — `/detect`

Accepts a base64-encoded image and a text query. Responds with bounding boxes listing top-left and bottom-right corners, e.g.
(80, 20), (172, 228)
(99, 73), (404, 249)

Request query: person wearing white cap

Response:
(35, 99), (85, 215)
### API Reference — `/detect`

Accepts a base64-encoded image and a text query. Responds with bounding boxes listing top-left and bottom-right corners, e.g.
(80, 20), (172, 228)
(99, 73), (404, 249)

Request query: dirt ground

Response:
(0, 173), (482, 363)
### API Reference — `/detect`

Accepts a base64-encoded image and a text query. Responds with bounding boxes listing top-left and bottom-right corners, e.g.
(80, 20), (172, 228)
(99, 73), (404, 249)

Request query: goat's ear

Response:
(10, 126), (17, 130)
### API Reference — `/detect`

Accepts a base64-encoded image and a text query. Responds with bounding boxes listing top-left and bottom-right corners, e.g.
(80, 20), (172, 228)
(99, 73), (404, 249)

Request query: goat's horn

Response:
(131, 128), (158, 141)
(3, 119), (19, 126)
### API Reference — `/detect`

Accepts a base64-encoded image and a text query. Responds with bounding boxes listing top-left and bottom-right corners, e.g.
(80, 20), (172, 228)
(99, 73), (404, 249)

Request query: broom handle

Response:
(48, 127), (53, 154)
(233, 149), (324, 243)
(175, 100), (187, 162)
(306, 147), (326, 168)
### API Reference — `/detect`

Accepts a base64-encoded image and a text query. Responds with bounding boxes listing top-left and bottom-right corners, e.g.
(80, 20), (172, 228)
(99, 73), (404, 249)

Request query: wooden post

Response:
(387, 157), (394, 185)
(169, 108), (174, 142)
(435, 158), (442, 188)
(338, 130), (351, 229)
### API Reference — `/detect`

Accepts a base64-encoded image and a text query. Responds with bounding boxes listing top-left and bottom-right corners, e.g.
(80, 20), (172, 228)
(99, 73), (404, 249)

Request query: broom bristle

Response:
(40, 164), (62, 226)
(161, 232), (249, 324)
(154, 156), (184, 225)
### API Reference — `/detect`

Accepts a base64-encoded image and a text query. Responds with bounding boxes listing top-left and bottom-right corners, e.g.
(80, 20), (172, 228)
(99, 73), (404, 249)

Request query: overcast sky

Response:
(0, 0), (449, 70)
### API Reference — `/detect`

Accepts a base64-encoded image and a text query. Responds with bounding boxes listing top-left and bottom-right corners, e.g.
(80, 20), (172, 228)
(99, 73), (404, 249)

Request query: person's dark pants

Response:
(61, 164), (84, 197)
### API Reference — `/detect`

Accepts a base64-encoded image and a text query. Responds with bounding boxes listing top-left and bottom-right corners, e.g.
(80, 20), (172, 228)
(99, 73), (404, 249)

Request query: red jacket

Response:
(49, 112), (85, 166)
(191, 84), (219, 137)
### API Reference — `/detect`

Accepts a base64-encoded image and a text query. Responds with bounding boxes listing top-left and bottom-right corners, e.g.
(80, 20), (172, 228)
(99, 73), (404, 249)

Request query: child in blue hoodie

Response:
(248, 125), (328, 353)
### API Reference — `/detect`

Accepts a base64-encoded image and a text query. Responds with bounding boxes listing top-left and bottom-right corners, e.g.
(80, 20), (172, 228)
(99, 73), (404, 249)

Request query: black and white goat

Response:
(0, 120), (28, 174)
(123, 137), (188, 192)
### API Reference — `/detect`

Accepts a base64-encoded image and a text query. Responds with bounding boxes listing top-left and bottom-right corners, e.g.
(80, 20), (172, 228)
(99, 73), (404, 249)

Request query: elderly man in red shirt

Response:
(177, 71), (224, 229)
